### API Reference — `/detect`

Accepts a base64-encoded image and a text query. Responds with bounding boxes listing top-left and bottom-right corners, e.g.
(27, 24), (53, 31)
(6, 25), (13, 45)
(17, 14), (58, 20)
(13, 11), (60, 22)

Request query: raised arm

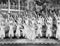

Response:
(53, 12), (57, 20)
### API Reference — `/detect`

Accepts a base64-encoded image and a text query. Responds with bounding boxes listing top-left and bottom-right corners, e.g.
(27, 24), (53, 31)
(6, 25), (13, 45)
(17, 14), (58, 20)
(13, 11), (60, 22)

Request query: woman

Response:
(56, 15), (60, 40)
(0, 20), (5, 39)
(8, 17), (15, 38)
(22, 17), (29, 37)
(30, 17), (37, 40)
(37, 16), (44, 37)
(53, 12), (60, 40)
(22, 16), (36, 40)
(15, 17), (22, 38)
(46, 16), (53, 38)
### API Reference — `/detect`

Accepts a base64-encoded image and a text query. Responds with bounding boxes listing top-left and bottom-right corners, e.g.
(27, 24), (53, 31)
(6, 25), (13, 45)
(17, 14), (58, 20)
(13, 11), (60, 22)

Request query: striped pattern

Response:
(0, 39), (59, 44)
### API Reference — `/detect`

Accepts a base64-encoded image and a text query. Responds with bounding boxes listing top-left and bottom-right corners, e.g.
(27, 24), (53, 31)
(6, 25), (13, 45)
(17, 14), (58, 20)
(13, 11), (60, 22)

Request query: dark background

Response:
(0, 0), (60, 4)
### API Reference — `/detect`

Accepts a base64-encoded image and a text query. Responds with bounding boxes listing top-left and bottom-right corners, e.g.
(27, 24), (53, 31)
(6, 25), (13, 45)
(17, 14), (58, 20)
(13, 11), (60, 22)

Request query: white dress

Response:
(46, 25), (52, 37)
(46, 17), (53, 37)
(37, 17), (44, 37)
(56, 26), (60, 39)
(8, 24), (14, 37)
(0, 25), (5, 39)
(15, 18), (22, 37)
(22, 19), (29, 37)
(15, 25), (21, 37)
(37, 24), (42, 37)
(56, 18), (60, 39)
(23, 19), (36, 40)
(23, 24), (36, 40)
(29, 20), (36, 40)
(22, 24), (28, 37)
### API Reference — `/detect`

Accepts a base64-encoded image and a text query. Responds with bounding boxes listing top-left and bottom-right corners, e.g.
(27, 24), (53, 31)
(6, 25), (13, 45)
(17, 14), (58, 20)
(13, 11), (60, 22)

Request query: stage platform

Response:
(0, 39), (59, 44)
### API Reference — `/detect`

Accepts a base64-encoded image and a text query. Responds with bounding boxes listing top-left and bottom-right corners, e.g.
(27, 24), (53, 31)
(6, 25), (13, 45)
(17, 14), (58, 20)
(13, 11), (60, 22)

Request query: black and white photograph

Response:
(0, 0), (60, 46)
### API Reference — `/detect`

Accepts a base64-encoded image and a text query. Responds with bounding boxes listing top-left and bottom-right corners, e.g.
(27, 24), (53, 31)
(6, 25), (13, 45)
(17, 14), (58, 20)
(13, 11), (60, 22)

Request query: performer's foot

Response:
(9, 35), (13, 39)
(1, 35), (4, 39)
(1, 37), (4, 39)
(48, 37), (50, 40)
(16, 36), (20, 39)
(58, 37), (60, 40)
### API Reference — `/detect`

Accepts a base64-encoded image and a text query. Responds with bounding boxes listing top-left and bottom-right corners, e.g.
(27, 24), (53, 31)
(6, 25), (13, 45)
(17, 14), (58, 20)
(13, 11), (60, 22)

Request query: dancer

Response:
(8, 17), (15, 38)
(46, 15), (53, 39)
(22, 16), (29, 37)
(37, 15), (44, 38)
(0, 20), (5, 39)
(15, 17), (22, 38)
(30, 17), (37, 40)
(54, 12), (60, 40)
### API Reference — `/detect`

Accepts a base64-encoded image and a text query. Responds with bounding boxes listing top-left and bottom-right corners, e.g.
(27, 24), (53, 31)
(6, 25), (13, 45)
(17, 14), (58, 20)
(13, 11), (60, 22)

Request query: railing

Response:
(0, 0), (21, 13)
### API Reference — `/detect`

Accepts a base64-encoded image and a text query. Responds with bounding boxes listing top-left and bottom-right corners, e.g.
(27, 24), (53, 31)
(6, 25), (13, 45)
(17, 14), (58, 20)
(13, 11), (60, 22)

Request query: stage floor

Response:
(0, 38), (59, 44)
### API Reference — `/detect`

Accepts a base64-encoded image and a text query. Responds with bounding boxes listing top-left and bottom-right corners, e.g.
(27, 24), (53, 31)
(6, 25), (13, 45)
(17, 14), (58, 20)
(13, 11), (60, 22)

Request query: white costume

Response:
(8, 20), (14, 37)
(56, 16), (60, 39)
(37, 16), (44, 37)
(22, 18), (29, 37)
(15, 25), (21, 37)
(30, 18), (36, 40)
(15, 17), (22, 37)
(0, 21), (5, 39)
(23, 17), (36, 40)
(46, 16), (53, 37)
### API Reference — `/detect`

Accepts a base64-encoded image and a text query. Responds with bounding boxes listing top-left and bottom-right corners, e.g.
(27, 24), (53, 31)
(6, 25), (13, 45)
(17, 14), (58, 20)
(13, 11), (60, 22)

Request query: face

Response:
(36, 8), (40, 12)
(17, 17), (22, 23)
